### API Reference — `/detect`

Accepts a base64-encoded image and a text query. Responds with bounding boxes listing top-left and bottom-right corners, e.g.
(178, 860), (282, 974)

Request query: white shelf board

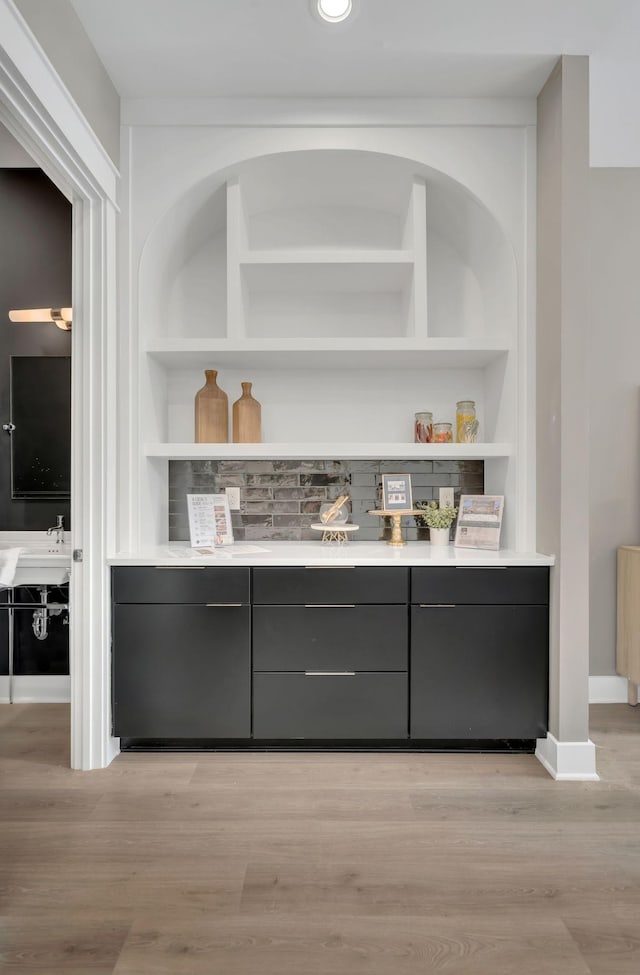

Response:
(145, 442), (514, 461)
(146, 338), (510, 370)
(239, 249), (414, 265)
(240, 260), (412, 294)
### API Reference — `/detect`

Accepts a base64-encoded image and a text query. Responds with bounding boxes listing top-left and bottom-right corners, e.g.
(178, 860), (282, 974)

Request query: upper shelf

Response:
(145, 338), (510, 370)
(145, 442), (515, 461)
(239, 249), (414, 266)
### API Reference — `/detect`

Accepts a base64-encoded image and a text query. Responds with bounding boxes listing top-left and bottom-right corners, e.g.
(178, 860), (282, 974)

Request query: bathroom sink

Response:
(0, 533), (72, 586)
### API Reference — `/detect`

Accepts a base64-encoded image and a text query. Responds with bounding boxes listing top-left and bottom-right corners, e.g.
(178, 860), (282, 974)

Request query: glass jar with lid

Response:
(414, 412), (433, 443)
(433, 422), (453, 443)
(456, 400), (478, 443)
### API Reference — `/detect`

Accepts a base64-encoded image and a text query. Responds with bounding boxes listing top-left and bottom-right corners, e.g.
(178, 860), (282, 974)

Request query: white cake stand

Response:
(311, 523), (360, 544)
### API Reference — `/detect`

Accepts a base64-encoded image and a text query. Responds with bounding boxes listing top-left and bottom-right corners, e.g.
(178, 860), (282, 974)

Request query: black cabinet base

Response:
(119, 738), (537, 754)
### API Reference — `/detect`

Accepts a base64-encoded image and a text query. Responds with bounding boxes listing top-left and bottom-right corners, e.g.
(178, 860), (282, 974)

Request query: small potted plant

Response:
(414, 501), (458, 546)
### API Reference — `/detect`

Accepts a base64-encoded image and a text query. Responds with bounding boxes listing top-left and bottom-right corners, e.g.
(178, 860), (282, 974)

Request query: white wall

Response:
(13, 0), (119, 165)
(0, 120), (36, 165)
(589, 168), (640, 676)
(537, 56), (591, 742)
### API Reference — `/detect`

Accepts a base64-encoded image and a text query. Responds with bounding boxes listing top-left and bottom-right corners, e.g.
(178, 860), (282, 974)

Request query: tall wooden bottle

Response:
(195, 369), (228, 443)
(232, 382), (262, 443)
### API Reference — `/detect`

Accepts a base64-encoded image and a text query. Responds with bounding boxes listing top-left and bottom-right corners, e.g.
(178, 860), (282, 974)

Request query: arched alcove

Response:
(139, 148), (517, 343)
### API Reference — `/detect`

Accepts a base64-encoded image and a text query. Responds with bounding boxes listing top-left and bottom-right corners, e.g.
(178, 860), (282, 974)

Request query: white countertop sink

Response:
(0, 532), (72, 586)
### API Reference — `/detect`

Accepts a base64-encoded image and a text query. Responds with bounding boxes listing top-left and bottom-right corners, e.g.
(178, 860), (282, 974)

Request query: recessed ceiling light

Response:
(317, 0), (353, 23)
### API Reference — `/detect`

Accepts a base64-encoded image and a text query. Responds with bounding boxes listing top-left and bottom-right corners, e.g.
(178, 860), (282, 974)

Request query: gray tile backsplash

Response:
(169, 459), (484, 542)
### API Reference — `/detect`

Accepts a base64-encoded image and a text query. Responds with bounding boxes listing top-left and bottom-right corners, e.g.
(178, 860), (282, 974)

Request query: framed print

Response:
(454, 495), (504, 550)
(381, 473), (413, 511)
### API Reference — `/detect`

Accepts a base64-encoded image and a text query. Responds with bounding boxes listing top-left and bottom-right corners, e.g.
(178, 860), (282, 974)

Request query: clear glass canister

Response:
(456, 400), (478, 443)
(414, 412), (433, 443)
(433, 422), (453, 443)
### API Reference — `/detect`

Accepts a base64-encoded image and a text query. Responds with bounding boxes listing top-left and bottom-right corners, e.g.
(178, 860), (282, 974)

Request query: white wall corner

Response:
(535, 732), (599, 781)
(589, 675), (629, 704)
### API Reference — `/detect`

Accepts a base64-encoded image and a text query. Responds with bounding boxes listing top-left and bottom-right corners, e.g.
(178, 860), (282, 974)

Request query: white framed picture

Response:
(381, 473), (413, 512)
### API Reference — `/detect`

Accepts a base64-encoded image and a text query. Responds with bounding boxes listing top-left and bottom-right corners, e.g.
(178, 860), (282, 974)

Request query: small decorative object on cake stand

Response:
(311, 495), (358, 543)
(368, 473), (419, 547)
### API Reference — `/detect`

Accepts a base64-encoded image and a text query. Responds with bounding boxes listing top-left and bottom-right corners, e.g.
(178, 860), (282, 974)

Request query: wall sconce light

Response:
(8, 307), (72, 331)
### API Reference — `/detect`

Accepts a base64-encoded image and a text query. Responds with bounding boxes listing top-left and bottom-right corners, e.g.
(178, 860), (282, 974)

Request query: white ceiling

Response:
(69, 0), (635, 100)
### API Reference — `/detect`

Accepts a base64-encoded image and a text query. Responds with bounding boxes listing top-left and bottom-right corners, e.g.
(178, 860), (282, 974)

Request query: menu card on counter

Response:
(187, 494), (217, 550)
(454, 495), (504, 551)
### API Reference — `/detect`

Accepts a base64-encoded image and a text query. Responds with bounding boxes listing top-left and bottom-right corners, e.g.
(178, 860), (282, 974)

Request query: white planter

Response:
(429, 527), (451, 546)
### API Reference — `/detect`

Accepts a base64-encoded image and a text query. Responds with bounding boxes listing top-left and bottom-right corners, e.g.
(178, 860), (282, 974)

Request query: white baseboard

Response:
(10, 675), (70, 703)
(0, 676), (9, 703)
(536, 733), (599, 780)
(589, 675), (628, 703)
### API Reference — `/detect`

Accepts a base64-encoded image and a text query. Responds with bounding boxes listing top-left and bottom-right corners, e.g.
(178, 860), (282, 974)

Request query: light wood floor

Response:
(1, 705), (639, 973)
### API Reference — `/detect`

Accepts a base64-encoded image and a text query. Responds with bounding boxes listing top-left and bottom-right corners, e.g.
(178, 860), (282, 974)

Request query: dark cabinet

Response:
(112, 568), (250, 739)
(410, 567), (549, 740)
(253, 605), (407, 672)
(111, 562), (550, 747)
(112, 566), (249, 604)
(252, 567), (409, 740)
(254, 672), (407, 739)
(253, 566), (408, 605)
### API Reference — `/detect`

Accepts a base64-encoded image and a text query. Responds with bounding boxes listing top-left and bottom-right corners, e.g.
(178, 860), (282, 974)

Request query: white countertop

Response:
(108, 541), (554, 567)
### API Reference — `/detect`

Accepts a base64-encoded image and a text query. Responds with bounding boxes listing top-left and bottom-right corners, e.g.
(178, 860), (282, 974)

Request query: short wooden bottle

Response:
(232, 382), (262, 443)
(194, 369), (228, 443)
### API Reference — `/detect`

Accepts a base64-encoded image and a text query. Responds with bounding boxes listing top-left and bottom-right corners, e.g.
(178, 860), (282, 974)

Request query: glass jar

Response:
(433, 422), (453, 443)
(456, 400), (478, 443)
(414, 411), (433, 443)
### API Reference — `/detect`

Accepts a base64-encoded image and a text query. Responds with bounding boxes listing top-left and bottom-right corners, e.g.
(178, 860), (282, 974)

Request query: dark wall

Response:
(0, 169), (71, 530)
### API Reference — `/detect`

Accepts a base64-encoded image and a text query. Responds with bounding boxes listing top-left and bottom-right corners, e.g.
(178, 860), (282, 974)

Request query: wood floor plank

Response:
(563, 919), (640, 975)
(0, 916), (130, 972)
(112, 915), (592, 975)
(88, 787), (415, 822)
(238, 856), (640, 918)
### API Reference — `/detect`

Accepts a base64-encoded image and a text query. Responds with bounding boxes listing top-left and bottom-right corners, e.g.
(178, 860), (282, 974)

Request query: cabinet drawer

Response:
(253, 672), (408, 739)
(253, 605), (407, 672)
(411, 567), (549, 605)
(252, 566), (408, 605)
(112, 566), (250, 604)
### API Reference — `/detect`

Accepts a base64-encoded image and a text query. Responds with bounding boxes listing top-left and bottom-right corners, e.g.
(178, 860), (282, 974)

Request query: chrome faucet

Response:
(47, 514), (65, 545)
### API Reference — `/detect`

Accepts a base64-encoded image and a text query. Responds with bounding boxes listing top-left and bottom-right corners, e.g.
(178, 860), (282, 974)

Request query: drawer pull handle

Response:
(206, 603), (243, 608)
(454, 566), (506, 570)
(304, 604), (355, 608)
(304, 566), (355, 570)
(419, 603), (456, 608)
(154, 565), (206, 570)
(304, 671), (356, 677)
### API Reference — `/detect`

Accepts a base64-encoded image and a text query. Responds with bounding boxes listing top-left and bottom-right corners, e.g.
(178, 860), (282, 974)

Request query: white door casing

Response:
(0, 0), (120, 768)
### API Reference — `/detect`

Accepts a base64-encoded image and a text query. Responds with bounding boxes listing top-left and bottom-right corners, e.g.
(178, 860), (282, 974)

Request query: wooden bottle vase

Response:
(194, 369), (228, 443)
(232, 382), (262, 443)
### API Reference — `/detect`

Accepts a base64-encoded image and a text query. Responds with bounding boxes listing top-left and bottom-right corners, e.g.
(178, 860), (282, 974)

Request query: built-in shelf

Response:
(146, 338), (510, 370)
(145, 442), (515, 461)
(239, 249), (414, 265)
